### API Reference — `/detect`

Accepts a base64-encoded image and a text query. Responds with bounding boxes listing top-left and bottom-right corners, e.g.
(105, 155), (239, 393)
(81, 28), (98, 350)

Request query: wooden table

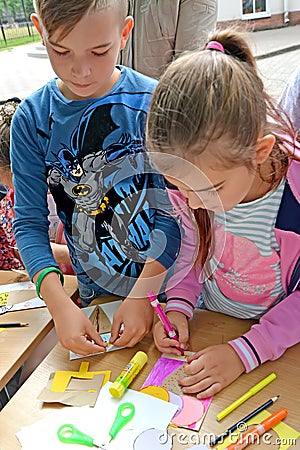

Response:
(0, 309), (299, 449)
(0, 271), (78, 391)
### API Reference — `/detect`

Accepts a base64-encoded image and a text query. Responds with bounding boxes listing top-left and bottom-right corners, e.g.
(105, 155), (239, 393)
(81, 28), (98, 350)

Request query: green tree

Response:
(0, 0), (35, 21)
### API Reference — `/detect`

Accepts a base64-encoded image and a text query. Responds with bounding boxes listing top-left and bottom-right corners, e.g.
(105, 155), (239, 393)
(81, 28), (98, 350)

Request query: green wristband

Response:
(35, 267), (64, 299)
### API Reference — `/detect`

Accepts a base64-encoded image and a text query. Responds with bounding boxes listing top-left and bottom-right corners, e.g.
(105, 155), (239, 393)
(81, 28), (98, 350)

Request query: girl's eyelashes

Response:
(52, 48), (69, 56)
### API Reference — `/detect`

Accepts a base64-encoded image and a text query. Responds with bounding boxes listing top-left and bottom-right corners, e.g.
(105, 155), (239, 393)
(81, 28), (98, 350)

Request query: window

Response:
(242, 0), (270, 19)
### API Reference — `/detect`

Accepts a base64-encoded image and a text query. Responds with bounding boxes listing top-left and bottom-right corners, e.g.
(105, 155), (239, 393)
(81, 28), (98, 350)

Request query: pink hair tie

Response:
(205, 41), (225, 53)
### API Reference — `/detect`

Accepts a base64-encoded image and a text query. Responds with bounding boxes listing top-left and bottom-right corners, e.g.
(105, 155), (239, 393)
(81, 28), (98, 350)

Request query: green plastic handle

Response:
(108, 402), (135, 441)
(57, 424), (95, 447)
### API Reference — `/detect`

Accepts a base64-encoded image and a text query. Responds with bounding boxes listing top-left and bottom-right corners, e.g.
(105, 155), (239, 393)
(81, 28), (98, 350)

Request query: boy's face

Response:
(32, 9), (132, 100)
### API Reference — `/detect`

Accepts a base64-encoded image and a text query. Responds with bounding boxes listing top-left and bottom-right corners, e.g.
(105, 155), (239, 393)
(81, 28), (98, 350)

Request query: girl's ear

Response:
(120, 16), (134, 50)
(255, 134), (276, 165)
(31, 14), (44, 43)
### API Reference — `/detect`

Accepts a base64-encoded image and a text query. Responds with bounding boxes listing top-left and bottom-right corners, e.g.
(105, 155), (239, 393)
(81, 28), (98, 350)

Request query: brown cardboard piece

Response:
(38, 373), (104, 407)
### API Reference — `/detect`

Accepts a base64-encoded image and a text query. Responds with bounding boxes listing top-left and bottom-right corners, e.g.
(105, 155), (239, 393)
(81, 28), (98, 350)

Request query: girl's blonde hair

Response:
(34, 0), (128, 40)
(146, 28), (298, 273)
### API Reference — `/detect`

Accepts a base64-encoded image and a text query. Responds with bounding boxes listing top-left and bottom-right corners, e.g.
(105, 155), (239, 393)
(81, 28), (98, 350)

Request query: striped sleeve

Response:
(165, 295), (196, 320)
(229, 289), (300, 372)
(229, 336), (261, 372)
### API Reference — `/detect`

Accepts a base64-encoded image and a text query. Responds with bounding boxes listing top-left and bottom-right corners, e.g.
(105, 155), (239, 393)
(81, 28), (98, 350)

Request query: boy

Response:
(11, 0), (181, 355)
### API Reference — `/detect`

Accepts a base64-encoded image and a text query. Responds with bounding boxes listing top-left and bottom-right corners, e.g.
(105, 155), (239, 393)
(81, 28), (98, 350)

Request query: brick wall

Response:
(217, 11), (300, 32)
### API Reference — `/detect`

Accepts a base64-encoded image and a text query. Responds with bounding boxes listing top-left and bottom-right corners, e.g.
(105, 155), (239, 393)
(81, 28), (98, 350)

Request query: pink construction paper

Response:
(171, 395), (204, 427)
(142, 354), (212, 431)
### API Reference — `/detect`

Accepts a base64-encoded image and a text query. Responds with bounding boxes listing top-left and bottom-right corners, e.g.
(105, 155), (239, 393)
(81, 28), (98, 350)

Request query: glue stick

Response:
(109, 351), (148, 398)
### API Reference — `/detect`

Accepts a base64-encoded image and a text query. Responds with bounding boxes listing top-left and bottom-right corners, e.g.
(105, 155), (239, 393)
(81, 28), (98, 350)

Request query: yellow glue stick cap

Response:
(134, 351), (148, 367)
(109, 351), (148, 398)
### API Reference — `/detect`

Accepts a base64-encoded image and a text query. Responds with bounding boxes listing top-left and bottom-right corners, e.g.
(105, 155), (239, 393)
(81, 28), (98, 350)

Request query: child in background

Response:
(279, 67), (300, 133)
(0, 99), (24, 270)
(11, 0), (181, 356)
(0, 98), (71, 272)
(146, 29), (300, 398)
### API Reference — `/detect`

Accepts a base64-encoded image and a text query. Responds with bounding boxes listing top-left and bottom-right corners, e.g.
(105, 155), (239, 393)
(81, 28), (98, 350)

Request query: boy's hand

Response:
(179, 344), (245, 398)
(53, 300), (107, 355)
(110, 297), (153, 347)
(153, 311), (189, 355)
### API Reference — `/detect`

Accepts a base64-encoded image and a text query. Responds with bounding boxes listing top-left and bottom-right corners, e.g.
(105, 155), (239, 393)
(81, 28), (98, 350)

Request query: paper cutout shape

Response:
(70, 301), (125, 360)
(168, 392), (183, 416)
(142, 353), (212, 431)
(38, 373), (104, 407)
(171, 395), (205, 427)
(140, 386), (170, 402)
(133, 428), (172, 449)
(217, 410), (300, 450)
(50, 361), (110, 392)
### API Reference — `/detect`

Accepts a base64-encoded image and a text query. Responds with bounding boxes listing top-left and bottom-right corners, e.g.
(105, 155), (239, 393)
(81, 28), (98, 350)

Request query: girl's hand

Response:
(153, 311), (189, 355)
(110, 297), (154, 347)
(53, 300), (107, 355)
(179, 344), (245, 398)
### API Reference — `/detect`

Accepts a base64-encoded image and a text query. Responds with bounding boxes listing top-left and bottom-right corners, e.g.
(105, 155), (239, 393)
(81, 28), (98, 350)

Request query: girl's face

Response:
(160, 143), (259, 212)
(166, 164), (256, 212)
(32, 10), (132, 100)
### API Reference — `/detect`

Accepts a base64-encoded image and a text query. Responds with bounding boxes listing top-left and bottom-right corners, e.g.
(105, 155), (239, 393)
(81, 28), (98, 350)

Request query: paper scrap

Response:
(142, 353), (212, 432)
(50, 361), (110, 392)
(38, 373), (105, 407)
(17, 384), (178, 450)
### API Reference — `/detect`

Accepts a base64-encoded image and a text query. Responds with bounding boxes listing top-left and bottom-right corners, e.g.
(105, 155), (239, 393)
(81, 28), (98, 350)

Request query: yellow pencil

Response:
(216, 373), (277, 421)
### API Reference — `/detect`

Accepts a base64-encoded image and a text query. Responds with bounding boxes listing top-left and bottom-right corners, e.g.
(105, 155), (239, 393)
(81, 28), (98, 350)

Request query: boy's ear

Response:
(31, 13), (45, 43)
(255, 134), (276, 164)
(120, 16), (134, 50)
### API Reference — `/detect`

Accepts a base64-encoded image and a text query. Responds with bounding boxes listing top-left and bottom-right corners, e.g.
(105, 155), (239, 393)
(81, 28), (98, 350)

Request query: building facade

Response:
(217, 0), (300, 30)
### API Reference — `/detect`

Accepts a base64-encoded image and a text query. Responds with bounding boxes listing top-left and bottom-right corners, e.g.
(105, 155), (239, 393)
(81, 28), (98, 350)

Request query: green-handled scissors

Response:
(57, 424), (102, 448)
(108, 402), (135, 442)
(57, 402), (135, 447)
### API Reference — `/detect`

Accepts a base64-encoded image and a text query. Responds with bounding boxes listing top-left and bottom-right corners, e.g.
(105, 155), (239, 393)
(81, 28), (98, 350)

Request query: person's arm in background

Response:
(50, 242), (72, 266)
(278, 68), (300, 132)
(174, 0), (218, 57)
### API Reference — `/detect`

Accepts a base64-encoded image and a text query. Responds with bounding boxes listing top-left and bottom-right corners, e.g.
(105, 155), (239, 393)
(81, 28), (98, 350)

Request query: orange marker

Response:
(223, 408), (288, 450)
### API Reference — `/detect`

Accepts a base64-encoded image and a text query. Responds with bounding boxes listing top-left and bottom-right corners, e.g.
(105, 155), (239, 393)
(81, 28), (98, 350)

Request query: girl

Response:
(0, 98), (25, 270)
(0, 98), (71, 272)
(146, 29), (300, 398)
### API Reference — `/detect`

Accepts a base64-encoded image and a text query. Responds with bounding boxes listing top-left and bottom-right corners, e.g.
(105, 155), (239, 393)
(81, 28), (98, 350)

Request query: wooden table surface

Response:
(0, 308), (299, 449)
(0, 271), (78, 391)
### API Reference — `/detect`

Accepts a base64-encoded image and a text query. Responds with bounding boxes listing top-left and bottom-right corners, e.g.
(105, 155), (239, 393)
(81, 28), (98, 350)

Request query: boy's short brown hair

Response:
(33, 0), (128, 39)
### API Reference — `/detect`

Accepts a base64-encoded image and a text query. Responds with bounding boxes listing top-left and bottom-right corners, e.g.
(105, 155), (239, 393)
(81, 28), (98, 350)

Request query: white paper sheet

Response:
(17, 383), (178, 449)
